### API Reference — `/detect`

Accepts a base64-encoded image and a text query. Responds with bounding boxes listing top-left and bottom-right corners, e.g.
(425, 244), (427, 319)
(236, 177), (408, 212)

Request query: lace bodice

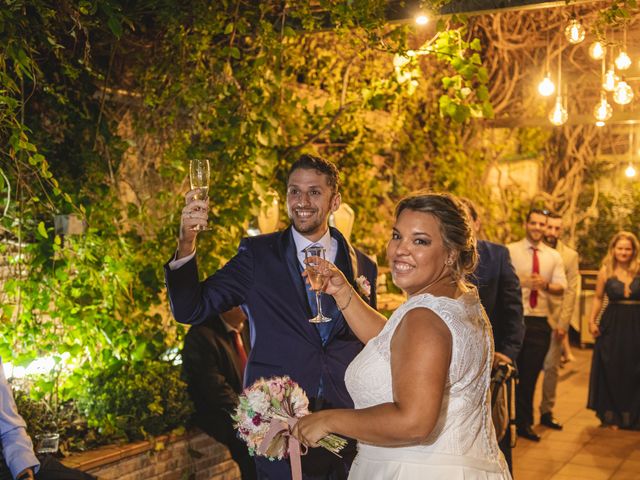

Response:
(345, 291), (504, 465)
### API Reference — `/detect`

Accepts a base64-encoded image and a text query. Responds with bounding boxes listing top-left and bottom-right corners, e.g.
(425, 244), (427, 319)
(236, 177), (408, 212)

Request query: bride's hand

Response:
(303, 257), (349, 296)
(291, 411), (332, 448)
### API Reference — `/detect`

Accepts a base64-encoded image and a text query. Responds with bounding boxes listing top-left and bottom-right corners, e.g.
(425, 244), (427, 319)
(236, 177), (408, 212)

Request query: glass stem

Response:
(315, 292), (323, 317)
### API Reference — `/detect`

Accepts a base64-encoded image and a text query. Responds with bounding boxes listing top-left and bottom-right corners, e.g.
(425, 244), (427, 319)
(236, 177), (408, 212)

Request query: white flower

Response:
(290, 386), (310, 416)
(355, 275), (371, 299)
(246, 389), (271, 415)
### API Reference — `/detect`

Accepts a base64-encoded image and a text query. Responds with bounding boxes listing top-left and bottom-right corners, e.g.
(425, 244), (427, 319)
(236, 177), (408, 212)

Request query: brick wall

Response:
(63, 431), (241, 480)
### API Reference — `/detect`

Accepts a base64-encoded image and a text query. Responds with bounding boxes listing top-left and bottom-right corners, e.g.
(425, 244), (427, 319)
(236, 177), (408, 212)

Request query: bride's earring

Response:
(445, 257), (454, 266)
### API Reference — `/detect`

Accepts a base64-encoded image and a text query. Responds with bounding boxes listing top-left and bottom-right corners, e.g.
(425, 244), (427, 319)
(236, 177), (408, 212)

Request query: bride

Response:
(293, 193), (510, 479)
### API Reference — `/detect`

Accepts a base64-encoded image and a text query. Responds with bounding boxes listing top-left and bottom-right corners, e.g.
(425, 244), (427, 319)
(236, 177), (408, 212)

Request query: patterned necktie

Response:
(530, 246), (539, 308)
(231, 330), (247, 373)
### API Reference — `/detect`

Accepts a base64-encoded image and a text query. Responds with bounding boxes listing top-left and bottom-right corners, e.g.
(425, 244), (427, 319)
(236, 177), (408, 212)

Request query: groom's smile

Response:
(286, 167), (340, 242)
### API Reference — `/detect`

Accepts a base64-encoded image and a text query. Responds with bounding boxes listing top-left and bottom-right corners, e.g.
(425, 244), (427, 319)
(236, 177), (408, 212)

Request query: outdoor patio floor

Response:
(512, 344), (640, 480)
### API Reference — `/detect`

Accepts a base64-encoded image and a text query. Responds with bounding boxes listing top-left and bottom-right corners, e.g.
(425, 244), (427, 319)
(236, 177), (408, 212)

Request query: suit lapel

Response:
(280, 227), (323, 344)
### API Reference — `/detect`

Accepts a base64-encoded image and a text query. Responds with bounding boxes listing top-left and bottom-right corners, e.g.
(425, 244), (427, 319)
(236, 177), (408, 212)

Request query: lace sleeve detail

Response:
(370, 292), (489, 372)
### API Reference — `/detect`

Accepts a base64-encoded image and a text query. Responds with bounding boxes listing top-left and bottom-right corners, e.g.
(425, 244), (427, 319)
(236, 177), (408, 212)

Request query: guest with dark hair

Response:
(182, 307), (256, 479)
(462, 199), (524, 473)
(166, 154), (378, 479)
(507, 209), (566, 442)
(293, 193), (510, 479)
(539, 213), (580, 431)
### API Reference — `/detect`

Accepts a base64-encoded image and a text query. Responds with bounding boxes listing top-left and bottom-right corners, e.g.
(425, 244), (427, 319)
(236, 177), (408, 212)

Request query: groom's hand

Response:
(177, 190), (209, 259)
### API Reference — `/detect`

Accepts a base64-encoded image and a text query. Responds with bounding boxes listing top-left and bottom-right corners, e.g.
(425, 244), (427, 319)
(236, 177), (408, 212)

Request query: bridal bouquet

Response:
(233, 376), (347, 465)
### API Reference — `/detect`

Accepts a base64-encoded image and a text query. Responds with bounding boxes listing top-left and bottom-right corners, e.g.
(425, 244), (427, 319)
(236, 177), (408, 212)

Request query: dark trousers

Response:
(516, 316), (552, 427)
(0, 455), (96, 480)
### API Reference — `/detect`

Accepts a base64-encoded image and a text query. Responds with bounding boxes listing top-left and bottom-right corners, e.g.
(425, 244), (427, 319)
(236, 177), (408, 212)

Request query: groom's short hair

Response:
(287, 154), (340, 194)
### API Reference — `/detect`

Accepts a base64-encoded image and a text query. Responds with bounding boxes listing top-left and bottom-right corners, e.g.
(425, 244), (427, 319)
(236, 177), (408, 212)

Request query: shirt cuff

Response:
(168, 250), (196, 270)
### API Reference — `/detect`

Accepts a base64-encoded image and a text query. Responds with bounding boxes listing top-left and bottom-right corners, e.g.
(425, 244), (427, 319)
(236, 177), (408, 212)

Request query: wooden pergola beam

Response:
(485, 110), (640, 128)
(385, 0), (602, 21)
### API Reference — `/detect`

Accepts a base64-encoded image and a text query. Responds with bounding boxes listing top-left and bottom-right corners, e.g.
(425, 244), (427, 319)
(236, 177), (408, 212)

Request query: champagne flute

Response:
(189, 158), (210, 231)
(304, 245), (332, 323)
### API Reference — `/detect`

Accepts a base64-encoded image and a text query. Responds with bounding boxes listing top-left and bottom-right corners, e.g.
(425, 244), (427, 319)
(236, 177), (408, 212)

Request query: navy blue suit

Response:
(471, 240), (525, 362)
(165, 226), (377, 480)
(469, 240), (524, 472)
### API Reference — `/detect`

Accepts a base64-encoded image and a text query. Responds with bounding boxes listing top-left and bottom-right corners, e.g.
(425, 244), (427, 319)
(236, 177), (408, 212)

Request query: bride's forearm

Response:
(333, 286), (386, 343)
(326, 403), (435, 447)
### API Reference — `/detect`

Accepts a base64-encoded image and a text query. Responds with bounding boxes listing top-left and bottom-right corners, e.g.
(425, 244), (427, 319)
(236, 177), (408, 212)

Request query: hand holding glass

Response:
(304, 246), (332, 323)
(189, 158), (210, 231)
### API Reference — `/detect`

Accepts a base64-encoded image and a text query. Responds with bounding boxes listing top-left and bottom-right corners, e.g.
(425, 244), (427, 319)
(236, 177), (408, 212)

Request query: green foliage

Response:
(596, 0), (638, 30)
(13, 385), (99, 454)
(576, 179), (640, 269)
(77, 360), (192, 441)
(434, 27), (492, 122)
(0, 0), (489, 451)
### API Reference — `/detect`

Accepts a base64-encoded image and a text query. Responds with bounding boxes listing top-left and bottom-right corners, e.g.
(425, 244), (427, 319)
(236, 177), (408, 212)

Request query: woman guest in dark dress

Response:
(587, 231), (640, 430)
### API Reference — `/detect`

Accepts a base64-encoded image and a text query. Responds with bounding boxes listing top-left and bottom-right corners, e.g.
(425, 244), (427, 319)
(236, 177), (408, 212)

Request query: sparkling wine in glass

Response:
(189, 158), (210, 231)
(304, 245), (331, 323)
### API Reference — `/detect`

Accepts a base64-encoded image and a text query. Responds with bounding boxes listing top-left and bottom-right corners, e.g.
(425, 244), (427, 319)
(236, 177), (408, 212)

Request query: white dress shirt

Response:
(290, 227), (337, 268)
(169, 227), (338, 271)
(507, 238), (567, 318)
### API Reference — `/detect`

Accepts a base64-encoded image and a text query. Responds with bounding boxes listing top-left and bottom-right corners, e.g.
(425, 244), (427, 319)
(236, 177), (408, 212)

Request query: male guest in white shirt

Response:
(507, 209), (566, 442)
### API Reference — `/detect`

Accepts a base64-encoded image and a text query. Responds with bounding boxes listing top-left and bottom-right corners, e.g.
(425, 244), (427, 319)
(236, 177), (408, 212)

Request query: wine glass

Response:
(189, 158), (210, 231)
(304, 245), (332, 323)
(35, 432), (60, 454)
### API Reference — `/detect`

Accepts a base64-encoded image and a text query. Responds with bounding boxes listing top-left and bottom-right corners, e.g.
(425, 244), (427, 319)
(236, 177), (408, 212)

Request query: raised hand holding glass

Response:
(189, 158), (210, 231)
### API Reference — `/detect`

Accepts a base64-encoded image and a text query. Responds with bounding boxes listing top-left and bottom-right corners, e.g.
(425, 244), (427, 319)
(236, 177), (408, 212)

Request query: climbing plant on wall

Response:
(1, 0), (492, 447)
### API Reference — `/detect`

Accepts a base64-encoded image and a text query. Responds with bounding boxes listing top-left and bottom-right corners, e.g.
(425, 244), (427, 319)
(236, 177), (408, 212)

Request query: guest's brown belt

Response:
(611, 300), (640, 305)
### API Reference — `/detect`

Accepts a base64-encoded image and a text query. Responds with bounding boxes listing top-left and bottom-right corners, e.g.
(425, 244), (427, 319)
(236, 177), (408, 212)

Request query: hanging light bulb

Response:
(564, 19), (585, 44)
(594, 93), (613, 122)
(589, 41), (605, 60)
(415, 13), (429, 25)
(625, 163), (636, 178)
(538, 73), (555, 96)
(603, 67), (618, 92)
(549, 96), (568, 126)
(615, 51), (632, 70)
(613, 79), (634, 105)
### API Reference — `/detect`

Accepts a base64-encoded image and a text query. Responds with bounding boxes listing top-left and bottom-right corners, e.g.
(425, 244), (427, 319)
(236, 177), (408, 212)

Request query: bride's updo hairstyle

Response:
(395, 193), (478, 282)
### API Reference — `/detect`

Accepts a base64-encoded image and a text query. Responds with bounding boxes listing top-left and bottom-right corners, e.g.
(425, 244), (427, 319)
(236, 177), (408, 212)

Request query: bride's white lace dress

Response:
(345, 291), (511, 479)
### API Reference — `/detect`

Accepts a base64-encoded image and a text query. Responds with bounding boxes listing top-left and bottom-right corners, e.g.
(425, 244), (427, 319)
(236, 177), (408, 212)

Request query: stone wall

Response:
(63, 431), (241, 480)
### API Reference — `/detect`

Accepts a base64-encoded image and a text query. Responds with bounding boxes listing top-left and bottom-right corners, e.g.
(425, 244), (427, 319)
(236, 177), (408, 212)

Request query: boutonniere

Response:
(355, 275), (371, 300)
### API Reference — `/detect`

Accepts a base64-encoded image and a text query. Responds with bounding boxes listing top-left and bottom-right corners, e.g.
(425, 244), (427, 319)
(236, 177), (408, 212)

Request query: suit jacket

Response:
(165, 226), (377, 410)
(181, 316), (250, 442)
(470, 240), (525, 362)
(547, 241), (580, 331)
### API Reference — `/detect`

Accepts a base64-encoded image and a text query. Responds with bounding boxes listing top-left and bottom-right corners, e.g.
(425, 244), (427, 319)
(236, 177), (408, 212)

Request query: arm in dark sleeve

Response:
(182, 330), (239, 416)
(164, 239), (255, 325)
(369, 262), (378, 310)
(495, 248), (525, 362)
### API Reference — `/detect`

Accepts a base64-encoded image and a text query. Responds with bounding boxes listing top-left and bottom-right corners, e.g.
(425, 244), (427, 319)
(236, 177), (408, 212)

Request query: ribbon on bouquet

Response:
(258, 417), (307, 480)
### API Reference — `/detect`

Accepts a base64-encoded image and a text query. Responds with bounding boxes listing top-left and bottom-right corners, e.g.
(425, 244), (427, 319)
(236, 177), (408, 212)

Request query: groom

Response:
(165, 154), (378, 479)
